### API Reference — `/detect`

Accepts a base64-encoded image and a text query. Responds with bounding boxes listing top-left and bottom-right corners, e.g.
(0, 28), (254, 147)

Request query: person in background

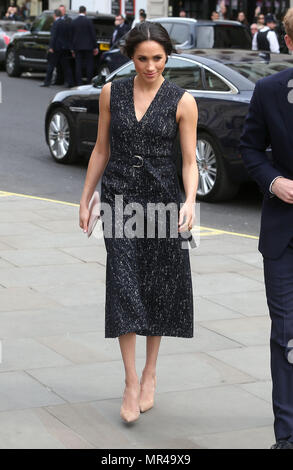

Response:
(3, 6), (18, 20)
(237, 11), (250, 33)
(256, 13), (265, 30)
(71, 5), (98, 86)
(19, 2), (27, 19)
(139, 11), (147, 23)
(240, 6), (293, 450)
(250, 23), (258, 38)
(132, 9), (146, 29)
(252, 14), (280, 53)
(40, 8), (74, 87)
(211, 11), (220, 21)
(179, 10), (187, 17)
(111, 14), (130, 46)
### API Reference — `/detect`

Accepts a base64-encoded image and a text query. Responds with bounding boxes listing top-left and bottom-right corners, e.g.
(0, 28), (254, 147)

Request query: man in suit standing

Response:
(41, 8), (74, 87)
(110, 14), (130, 47)
(71, 6), (98, 86)
(240, 7), (293, 450)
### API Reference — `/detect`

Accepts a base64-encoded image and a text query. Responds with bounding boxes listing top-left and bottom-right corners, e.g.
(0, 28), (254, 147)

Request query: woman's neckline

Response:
(131, 74), (166, 124)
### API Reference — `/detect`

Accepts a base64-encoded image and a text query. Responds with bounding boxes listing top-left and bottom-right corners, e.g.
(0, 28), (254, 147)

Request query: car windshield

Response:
(196, 25), (251, 49)
(227, 61), (293, 83)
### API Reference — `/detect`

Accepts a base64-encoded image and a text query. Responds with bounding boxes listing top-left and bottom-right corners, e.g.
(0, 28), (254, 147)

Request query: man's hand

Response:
(93, 48), (99, 56)
(49, 48), (54, 53)
(271, 177), (293, 203)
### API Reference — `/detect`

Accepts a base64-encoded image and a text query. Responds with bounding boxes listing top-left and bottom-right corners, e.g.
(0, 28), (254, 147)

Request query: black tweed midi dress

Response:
(100, 75), (194, 338)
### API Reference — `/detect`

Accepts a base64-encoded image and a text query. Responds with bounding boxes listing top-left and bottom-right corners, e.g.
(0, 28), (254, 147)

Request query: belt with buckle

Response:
(111, 153), (172, 166)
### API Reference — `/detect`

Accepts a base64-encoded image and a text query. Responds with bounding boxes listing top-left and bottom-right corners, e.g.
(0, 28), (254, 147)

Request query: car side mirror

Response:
(92, 74), (106, 87)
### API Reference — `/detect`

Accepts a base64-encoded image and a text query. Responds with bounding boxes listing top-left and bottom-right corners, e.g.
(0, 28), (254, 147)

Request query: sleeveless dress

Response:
(100, 75), (194, 338)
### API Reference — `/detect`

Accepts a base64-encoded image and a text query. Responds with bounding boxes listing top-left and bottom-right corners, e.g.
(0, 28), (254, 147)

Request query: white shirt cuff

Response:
(269, 176), (283, 195)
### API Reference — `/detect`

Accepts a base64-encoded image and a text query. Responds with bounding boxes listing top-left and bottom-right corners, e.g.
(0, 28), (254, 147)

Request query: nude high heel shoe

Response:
(120, 383), (140, 423)
(139, 375), (157, 413)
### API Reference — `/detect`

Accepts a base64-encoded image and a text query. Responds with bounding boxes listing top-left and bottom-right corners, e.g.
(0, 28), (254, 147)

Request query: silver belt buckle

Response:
(132, 155), (143, 168)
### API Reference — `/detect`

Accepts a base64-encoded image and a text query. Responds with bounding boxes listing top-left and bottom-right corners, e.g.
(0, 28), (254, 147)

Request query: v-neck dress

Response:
(100, 75), (194, 338)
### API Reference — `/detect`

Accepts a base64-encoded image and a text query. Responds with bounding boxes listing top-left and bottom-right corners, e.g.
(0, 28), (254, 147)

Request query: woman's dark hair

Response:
(121, 21), (176, 63)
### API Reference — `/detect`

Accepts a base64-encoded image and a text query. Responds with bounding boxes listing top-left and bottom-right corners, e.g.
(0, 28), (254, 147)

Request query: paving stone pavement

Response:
(0, 191), (275, 449)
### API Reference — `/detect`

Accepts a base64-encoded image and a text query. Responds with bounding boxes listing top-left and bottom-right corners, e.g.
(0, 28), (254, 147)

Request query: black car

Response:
(44, 50), (293, 202)
(98, 18), (252, 77)
(5, 9), (115, 77)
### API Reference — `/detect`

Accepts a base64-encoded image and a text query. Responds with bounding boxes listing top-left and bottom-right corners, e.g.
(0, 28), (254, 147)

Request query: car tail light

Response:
(2, 34), (10, 45)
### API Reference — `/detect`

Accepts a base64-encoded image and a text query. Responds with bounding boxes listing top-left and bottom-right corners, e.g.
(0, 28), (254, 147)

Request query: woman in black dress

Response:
(79, 22), (198, 423)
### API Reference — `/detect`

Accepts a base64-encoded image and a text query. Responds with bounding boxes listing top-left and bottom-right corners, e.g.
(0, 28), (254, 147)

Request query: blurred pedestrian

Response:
(237, 11), (250, 33)
(252, 14), (280, 53)
(139, 12), (147, 23)
(256, 12), (265, 30)
(71, 6), (98, 86)
(240, 6), (293, 450)
(111, 14), (130, 46)
(40, 8), (74, 87)
(211, 11), (220, 21)
(132, 9), (146, 29)
(179, 10), (187, 17)
(250, 23), (258, 38)
(3, 6), (18, 20)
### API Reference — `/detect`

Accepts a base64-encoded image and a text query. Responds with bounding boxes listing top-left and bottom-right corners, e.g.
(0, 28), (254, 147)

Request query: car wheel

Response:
(6, 49), (22, 77)
(47, 108), (79, 164)
(196, 131), (239, 202)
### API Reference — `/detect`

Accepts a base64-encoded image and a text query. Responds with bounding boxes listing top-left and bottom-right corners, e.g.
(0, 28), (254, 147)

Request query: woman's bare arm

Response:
(79, 82), (111, 232)
(176, 92), (199, 232)
(80, 82), (111, 208)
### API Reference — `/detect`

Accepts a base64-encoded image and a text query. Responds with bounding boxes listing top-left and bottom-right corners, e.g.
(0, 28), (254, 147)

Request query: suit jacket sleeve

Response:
(90, 19), (96, 49)
(49, 20), (57, 49)
(239, 80), (282, 196)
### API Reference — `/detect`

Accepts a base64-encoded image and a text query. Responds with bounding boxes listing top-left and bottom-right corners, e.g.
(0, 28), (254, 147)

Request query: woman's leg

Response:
(118, 332), (140, 421)
(140, 336), (162, 411)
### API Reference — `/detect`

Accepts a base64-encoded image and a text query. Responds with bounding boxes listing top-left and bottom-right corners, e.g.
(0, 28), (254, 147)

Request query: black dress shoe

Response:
(271, 440), (293, 449)
(40, 83), (50, 87)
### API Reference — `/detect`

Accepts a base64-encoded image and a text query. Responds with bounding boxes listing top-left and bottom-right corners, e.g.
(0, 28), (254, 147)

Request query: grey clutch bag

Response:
(87, 191), (101, 238)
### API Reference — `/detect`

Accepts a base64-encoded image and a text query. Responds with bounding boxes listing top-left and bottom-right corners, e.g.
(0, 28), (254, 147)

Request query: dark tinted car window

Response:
(227, 61), (293, 83)
(31, 14), (53, 33)
(111, 57), (204, 90)
(164, 57), (204, 89)
(196, 25), (251, 49)
(204, 69), (230, 91)
(91, 18), (115, 39)
(111, 62), (136, 80)
(41, 15), (54, 32)
(169, 23), (190, 45)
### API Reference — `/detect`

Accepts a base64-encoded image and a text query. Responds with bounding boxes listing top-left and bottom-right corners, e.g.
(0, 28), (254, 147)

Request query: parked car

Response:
(44, 50), (293, 202)
(98, 18), (252, 76)
(0, 20), (29, 66)
(5, 9), (115, 77)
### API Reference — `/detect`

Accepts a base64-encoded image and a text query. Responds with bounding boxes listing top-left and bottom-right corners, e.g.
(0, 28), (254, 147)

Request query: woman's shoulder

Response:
(107, 75), (133, 91)
(164, 79), (193, 101)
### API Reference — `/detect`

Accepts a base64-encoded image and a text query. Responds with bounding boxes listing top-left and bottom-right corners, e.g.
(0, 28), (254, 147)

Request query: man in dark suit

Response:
(71, 5), (98, 86)
(41, 8), (74, 87)
(110, 14), (130, 47)
(240, 7), (293, 450)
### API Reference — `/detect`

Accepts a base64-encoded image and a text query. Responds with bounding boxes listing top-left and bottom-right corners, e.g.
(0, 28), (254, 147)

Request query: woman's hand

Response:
(178, 200), (196, 233)
(79, 204), (90, 233)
